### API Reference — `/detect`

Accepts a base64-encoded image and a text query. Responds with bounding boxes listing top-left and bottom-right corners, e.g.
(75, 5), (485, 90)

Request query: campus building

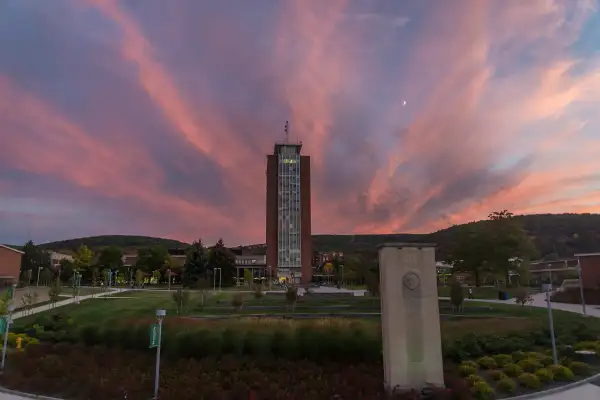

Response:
(0, 244), (22, 286)
(265, 125), (312, 284)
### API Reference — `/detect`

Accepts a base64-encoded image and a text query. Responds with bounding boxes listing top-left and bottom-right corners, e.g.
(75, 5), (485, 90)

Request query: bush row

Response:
(0, 344), (469, 400)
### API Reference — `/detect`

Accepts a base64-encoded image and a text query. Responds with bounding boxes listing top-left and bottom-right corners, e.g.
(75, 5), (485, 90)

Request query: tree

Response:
(97, 246), (124, 271)
(450, 279), (464, 312)
(208, 239), (236, 287)
(231, 293), (244, 312)
(136, 246), (169, 278)
(514, 289), (533, 307)
(285, 286), (298, 313)
(58, 259), (74, 283)
(446, 224), (492, 287)
(172, 289), (191, 315)
(73, 245), (94, 282)
(182, 239), (208, 288)
(196, 277), (211, 309)
(48, 279), (61, 308)
(486, 210), (537, 287)
(244, 269), (253, 288)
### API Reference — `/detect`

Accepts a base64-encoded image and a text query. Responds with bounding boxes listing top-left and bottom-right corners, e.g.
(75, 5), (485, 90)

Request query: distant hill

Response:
(38, 235), (189, 252)
(32, 213), (600, 261)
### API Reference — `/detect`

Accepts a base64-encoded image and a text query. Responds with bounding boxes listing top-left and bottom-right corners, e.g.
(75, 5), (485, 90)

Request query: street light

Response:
(154, 309), (166, 399)
(577, 257), (587, 315)
(213, 268), (222, 291)
(1, 303), (15, 371)
(36, 266), (42, 287)
(545, 292), (558, 365)
(167, 268), (171, 291)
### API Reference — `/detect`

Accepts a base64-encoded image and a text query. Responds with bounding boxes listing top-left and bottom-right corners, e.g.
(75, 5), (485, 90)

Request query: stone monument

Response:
(378, 243), (444, 392)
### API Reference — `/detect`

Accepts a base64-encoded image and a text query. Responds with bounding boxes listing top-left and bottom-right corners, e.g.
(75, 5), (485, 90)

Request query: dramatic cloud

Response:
(1, 0), (600, 245)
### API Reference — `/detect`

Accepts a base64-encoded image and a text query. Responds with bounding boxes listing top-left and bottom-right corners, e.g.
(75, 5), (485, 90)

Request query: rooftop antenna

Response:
(284, 121), (289, 143)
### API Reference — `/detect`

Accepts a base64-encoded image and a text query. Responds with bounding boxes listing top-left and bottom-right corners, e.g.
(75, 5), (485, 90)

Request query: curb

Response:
(0, 386), (62, 400)
(504, 371), (600, 400)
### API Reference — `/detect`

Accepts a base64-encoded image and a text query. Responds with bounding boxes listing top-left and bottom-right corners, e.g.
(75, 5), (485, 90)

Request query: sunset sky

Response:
(1, 0), (600, 246)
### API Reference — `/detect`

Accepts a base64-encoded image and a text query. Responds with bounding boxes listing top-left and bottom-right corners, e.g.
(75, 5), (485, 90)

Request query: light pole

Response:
(545, 291), (558, 365)
(1, 304), (15, 371)
(268, 265), (272, 290)
(154, 309), (166, 399)
(36, 266), (42, 287)
(577, 257), (587, 315)
(108, 269), (113, 288)
(213, 268), (222, 291)
(75, 272), (82, 304)
(168, 268), (171, 291)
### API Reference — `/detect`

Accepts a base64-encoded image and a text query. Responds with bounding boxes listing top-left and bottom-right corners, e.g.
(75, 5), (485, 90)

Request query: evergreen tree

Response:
(208, 238), (236, 287)
(182, 239), (208, 288)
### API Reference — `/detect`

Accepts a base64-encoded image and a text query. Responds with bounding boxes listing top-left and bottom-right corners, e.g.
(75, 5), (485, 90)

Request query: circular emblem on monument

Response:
(403, 272), (420, 291)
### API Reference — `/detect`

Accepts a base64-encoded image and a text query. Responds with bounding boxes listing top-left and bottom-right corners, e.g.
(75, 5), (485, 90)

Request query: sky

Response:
(1, 0), (600, 246)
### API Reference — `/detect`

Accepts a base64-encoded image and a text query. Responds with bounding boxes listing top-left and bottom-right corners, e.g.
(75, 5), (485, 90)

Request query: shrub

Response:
(492, 354), (513, 368)
(488, 370), (507, 381)
(503, 363), (523, 377)
(514, 289), (533, 307)
(535, 368), (554, 383)
(548, 364), (575, 381)
(252, 285), (264, 299)
(574, 341), (600, 352)
(496, 377), (517, 394)
(231, 293), (244, 312)
(466, 374), (484, 387)
(471, 380), (494, 399)
(450, 280), (464, 311)
(458, 363), (477, 377)
(518, 372), (541, 389)
(477, 356), (497, 370)
(511, 350), (526, 362)
(537, 355), (553, 366)
(570, 361), (591, 376)
(517, 359), (543, 373)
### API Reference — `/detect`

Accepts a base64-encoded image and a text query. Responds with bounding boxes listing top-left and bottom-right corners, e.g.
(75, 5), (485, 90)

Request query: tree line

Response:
(18, 238), (237, 288)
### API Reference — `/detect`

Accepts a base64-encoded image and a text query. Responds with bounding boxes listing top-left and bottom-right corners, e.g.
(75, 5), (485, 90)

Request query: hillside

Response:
(38, 235), (189, 252)
(34, 213), (600, 261)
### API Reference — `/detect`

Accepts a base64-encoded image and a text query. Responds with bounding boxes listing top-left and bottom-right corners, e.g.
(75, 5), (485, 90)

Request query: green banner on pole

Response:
(7, 286), (13, 300)
(149, 324), (159, 348)
(0, 317), (7, 335)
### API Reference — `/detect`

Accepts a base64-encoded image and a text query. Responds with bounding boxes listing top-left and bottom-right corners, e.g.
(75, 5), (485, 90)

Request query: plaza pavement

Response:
(1, 288), (600, 399)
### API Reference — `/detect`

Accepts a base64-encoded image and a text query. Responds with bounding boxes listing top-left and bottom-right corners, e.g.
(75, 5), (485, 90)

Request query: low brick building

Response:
(0, 245), (23, 286)
(575, 253), (600, 290)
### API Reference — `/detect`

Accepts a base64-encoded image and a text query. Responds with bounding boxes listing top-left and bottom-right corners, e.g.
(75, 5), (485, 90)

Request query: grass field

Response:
(437, 285), (539, 299)
(15, 289), (595, 341)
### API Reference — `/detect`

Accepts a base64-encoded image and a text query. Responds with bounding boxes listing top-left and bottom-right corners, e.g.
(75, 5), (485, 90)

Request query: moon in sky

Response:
(403, 100), (407, 106)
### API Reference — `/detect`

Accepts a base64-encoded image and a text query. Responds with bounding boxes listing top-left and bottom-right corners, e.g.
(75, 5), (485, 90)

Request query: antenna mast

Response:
(284, 121), (289, 143)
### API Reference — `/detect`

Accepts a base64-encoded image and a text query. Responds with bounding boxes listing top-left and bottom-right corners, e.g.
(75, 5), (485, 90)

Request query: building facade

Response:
(266, 142), (312, 284)
(575, 253), (600, 289)
(0, 245), (23, 286)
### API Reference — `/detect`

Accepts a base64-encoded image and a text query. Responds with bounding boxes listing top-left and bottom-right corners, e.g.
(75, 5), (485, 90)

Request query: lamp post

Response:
(1, 303), (15, 371)
(545, 291), (558, 365)
(153, 309), (166, 399)
(577, 257), (587, 315)
(213, 268), (222, 291)
(168, 268), (171, 291)
(36, 266), (42, 287)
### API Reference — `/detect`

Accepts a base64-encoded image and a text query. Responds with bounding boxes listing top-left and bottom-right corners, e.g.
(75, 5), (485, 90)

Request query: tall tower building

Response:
(266, 123), (312, 284)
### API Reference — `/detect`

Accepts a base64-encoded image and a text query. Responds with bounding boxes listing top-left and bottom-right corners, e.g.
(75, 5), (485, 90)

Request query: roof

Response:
(377, 242), (436, 249)
(575, 253), (600, 257)
(0, 245), (24, 255)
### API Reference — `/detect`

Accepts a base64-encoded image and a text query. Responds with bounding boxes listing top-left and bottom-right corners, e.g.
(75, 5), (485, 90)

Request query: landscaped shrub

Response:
(491, 354), (512, 368)
(511, 351), (526, 362)
(570, 361), (591, 376)
(471, 380), (494, 399)
(534, 368), (554, 383)
(502, 363), (523, 377)
(574, 341), (600, 352)
(496, 377), (516, 394)
(466, 374), (484, 387)
(518, 372), (542, 389)
(488, 370), (506, 381)
(458, 363), (477, 377)
(477, 356), (497, 370)
(537, 355), (554, 366)
(548, 364), (575, 381)
(517, 359), (543, 373)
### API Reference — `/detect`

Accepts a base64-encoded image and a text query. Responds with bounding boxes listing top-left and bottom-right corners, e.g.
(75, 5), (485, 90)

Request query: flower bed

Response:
(0, 344), (469, 400)
(457, 344), (600, 399)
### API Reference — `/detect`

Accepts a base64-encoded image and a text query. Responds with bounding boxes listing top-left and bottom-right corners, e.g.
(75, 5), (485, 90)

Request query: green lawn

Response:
(437, 286), (539, 299)
(14, 289), (592, 341)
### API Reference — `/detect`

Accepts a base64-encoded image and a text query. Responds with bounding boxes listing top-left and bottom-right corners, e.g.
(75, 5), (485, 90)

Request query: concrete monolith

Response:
(378, 243), (444, 392)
